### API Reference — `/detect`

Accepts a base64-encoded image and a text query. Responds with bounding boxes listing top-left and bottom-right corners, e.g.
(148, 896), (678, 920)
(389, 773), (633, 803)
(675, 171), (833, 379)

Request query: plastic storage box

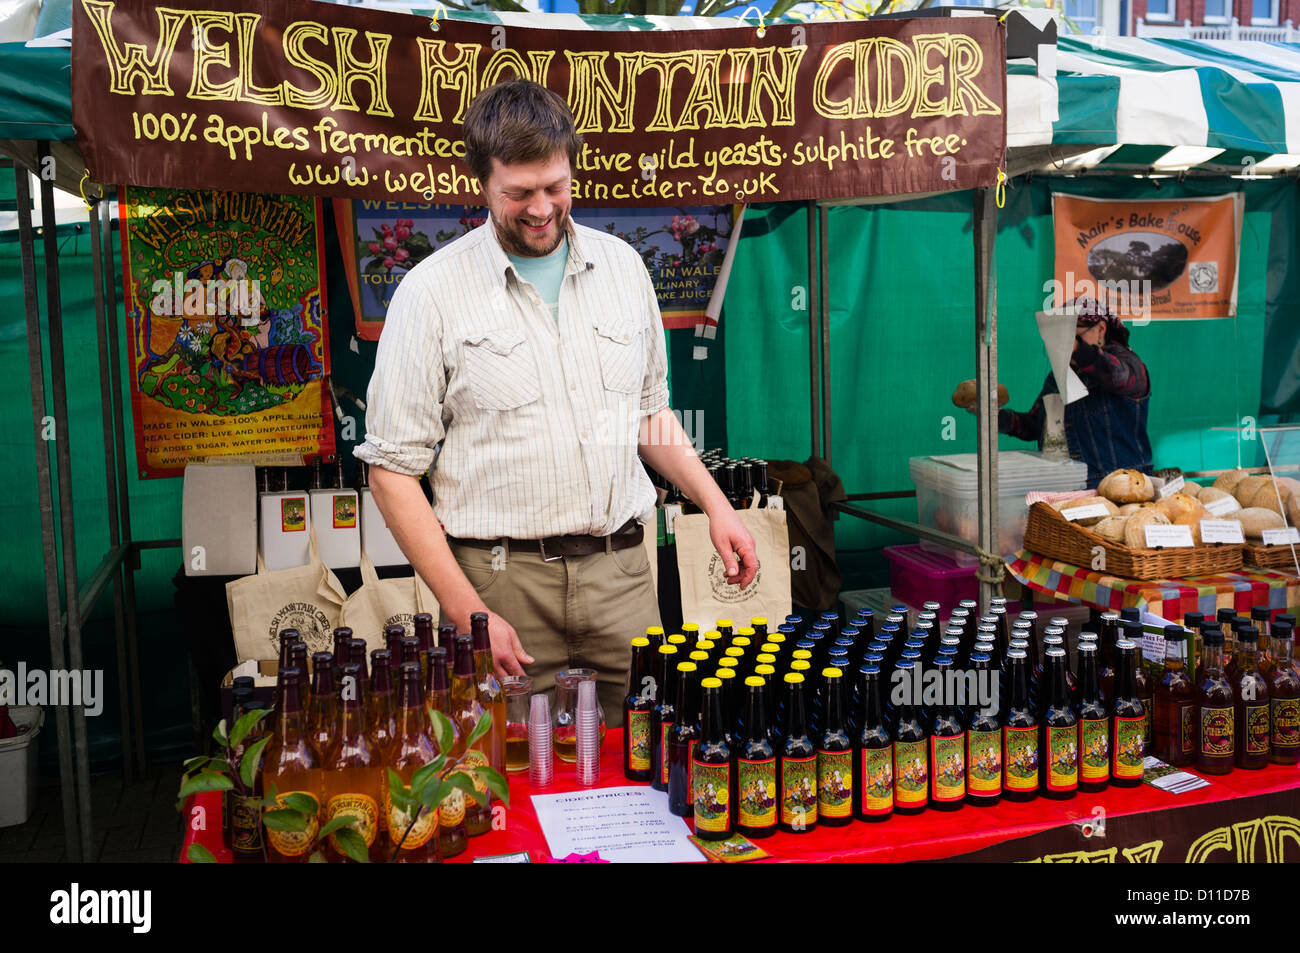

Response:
(0, 707), (44, 828)
(910, 451), (1089, 568)
(884, 544), (979, 616)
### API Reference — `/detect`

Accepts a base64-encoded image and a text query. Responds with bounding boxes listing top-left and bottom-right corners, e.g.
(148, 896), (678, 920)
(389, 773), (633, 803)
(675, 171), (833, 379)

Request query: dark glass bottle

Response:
(667, 662), (701, 817)
(624, 637), (655, 782)
(965, 652), (1002, 806)
(650, 644), (679, 792)
(1153, 625), (1195, 766)
(289, 642), (311, 709)
(1098, 611), (1121, 702)
(778, 672), (818, 833)
(1002, 650), (1039, 802)
(1040, 647), (1078, 800)
(1268, 625), (1300, 764)
(855, 665), (893, 821)
(384, 624), (405, 664)
(1076, 643), (1109, 792)
(692, 679), (734, 840)
(892, 660), (929, 814)
(815, 668), (853, 827)
(1110, 641), (1146, 787)
(737, 676), (776, 839)
(928, 657), (967, 811)
(437, 622), (457, 660)
(386, 663), (441, 863)
(1196, 629), (1235, 775)
(1122, 619), (1154, 750)
(413, 613), (435, 675)
(229, 700), (269, 863)
(1234, 627), (1271, 769)
(278, 628), (302, 675)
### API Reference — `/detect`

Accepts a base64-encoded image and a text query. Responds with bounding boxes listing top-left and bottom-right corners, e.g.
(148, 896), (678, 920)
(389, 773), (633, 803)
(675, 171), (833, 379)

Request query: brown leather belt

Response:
(448, 519), (642, 562)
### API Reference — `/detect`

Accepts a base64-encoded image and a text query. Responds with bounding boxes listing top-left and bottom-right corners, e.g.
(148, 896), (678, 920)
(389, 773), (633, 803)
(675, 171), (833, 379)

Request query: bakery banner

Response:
(338, 200), (734, 339)
(1051, 193), (1243, 321)
(120, 186), (334, 478)
(72, 0), (1006, 206)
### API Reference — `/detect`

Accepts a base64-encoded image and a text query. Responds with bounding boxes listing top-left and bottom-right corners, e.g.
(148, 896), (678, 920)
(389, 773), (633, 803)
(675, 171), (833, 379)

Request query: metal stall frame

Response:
(12, 148), (177, 862)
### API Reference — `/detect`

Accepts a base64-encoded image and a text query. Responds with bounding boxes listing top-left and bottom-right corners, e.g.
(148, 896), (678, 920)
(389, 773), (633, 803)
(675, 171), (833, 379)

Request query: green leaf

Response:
(471, 765), (511, 807)
(238, 736), (272, 789)
(282, 793), (319, 815)
(317, 813), (360, 839)
(465, 709), (493, 750)
(446, 771), (487, 808)
(428, 710), (455, 754)
(334, 827), (370, 863)
(182, 755), (210, 771)
(263, 809), (308, 832)
(187, 843), (218, 864)
(212, 719), (229, 748)
(387, 769), (413, 814)
(229, 707), (272, 750)
(409, 761), (441, 800)
(178, 771), (234, 800)
(308, 851), (327, 863)
(419, 779), (448, 812)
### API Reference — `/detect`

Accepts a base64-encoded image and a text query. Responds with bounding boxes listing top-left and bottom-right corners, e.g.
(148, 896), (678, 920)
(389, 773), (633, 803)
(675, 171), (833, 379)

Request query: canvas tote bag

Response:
(226, 525), (349, 661)
(338, 551), (438, 650)
(673, 508), (792, 627)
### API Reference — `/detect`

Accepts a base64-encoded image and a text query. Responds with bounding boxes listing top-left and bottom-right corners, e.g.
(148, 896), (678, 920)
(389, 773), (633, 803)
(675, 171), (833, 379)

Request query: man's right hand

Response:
(448, 603), (534, 679)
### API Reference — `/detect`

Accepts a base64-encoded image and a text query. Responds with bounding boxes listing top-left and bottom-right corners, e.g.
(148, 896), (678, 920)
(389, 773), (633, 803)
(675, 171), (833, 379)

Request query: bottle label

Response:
(691, 758), (731, 833)
(440, 788), (466, 828)
(1080, 718), (1110, 783)
(737, 757), (777, 828)
(893, 739), (929, 806)
(816, 749), (853, 818)
(1272, 697), (1300, 749)
(387, 797), (438, 849)
(859, 747), (894, 814)
(627, 710), (652, 772)
(1112, 715), (1145, 779)
(265, 791), (318, 858)
(1200, 706), (1234, 757)
(780, 755), (818, 827)
(1047, 724), (1079, 791)
(930, 733), (966, 802)
(451, 749), (492, 798)
(1003, 725), (1039, 791)
(659, 721), (675, 785)
(1180, 703), (1196, 755)
(966, 729), (1002, 795)
(229, 793), (263, 852)
(327, 793), (379, 850)
(1245, 704), (1270, 755)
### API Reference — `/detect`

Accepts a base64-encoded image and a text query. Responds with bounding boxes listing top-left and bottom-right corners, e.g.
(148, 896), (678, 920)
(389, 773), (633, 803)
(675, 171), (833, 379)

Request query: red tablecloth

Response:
(181, 729), (1300, 863)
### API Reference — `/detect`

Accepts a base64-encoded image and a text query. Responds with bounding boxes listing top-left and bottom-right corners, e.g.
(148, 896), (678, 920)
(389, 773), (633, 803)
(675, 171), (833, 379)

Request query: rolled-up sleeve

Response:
(639, 267), (670, 416)
(353, 275), (446, 476)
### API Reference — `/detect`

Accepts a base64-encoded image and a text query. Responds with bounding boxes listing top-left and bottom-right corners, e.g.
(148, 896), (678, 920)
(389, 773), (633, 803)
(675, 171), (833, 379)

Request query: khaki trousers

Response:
(446, 532), (661, 728)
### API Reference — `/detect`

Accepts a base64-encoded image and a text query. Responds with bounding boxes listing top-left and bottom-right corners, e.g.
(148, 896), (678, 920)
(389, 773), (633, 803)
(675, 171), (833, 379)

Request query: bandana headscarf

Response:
(1069, 295), (1130, 346)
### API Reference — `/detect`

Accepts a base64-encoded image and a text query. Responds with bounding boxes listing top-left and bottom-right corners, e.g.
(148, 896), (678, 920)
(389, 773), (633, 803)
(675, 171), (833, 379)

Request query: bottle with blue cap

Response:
(929, 656), (967, 810)
(892, 659), (929, 814)
(855, 664), (893, 822)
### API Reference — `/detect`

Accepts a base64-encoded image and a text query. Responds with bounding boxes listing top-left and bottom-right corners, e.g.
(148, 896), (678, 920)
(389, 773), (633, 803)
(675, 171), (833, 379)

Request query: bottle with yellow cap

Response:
(645, 626), (665, 651)
(651, 645), (680, 792)
(695, 639), (716, 654)
(692, 677), (734, 841)
(751, 617), (769, 642)
(816, 667), (853, 826)
(737, 675), (777, 839)
(667, 662), (702, 817)
(779, 672), (817, 834)
(623, 637), (655, 782)
(681, 623), (701, 644)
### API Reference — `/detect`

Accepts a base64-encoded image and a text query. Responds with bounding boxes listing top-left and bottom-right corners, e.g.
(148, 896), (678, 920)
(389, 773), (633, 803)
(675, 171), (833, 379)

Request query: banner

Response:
(72, 0), (1006, 206)
(120, 186), (334, 478)
(1051, 194), (1243, 320)
(340, 201), (733, 339)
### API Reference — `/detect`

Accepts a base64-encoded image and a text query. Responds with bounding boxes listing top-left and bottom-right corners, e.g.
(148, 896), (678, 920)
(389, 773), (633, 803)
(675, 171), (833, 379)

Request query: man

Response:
(354, 80), (757, 721)
(997, 297), (1153, 488)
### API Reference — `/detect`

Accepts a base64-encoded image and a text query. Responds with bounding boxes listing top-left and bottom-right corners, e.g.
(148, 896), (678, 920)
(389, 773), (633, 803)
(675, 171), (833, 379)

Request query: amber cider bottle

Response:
(386, 662), (441, 863)
(262, 668), (322, 863)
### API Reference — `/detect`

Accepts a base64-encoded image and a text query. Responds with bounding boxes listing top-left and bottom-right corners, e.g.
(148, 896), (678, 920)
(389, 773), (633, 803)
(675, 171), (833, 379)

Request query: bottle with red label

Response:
(816, 668), (853, 827)
(965, 652), (1002, 806)
(928, 657), (966, 810)
(1233, 626), (1270, 770)
(1196, 628), (1235, 775)
(779, 672), (818, 833)
(1110, 640), (1146, 787)
(1075, 642), (1109, 792)
(855, 664), (893, 821)
(1268, 623), (1300, 764)
(650, 645), (680, 792)
(1040, 647), (1078, 800)
(667, 662), (701, 817)
(623, 637), (654, 782)
(737, 676), (777, 838)
(691, 678), (734, 841)
(1002, 649), (1038, 802)
(892, 659), (930, 814)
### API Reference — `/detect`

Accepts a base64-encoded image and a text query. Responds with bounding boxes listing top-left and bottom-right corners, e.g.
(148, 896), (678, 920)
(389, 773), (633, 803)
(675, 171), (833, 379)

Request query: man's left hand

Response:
(708, 507), (759, 588)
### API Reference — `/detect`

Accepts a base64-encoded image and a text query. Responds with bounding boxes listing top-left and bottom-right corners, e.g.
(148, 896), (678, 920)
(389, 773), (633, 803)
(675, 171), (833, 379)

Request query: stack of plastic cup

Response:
(575, 679), (601, 786)
(529, 693), (554, 788)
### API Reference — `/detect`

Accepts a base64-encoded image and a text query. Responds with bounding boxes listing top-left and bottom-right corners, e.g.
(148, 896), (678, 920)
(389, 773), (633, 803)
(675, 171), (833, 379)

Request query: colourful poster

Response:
(120, 187), (334, 478)
(344, 202), (733, 339)
(1051, 194), (1243, 320)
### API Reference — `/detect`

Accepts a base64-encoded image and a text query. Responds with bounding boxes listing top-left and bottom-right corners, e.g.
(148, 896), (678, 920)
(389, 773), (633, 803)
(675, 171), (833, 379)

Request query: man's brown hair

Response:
(462, 80), (582, 184)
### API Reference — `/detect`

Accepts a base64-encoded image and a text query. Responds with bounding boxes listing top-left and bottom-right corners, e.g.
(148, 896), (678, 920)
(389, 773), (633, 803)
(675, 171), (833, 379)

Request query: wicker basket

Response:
(1023, 502), (1244, 580)
(1244, 543), (1300, 572)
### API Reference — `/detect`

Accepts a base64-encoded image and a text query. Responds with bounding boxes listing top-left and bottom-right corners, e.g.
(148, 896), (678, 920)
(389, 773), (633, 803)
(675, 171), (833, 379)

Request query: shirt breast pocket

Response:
(594, 318), (642, 395)
(462, 329), (541, 411)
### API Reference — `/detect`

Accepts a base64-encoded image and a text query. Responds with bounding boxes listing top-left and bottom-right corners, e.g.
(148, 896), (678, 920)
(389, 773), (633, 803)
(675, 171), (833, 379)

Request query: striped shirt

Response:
(354, 214), (670, 539)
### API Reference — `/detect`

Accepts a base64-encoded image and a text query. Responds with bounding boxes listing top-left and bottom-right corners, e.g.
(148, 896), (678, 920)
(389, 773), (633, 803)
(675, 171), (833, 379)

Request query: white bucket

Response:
(0, 706), (44, 828)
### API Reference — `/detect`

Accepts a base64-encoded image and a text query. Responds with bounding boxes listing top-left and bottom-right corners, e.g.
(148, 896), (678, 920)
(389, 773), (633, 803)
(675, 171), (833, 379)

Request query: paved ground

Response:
(0, 763), (186, 863)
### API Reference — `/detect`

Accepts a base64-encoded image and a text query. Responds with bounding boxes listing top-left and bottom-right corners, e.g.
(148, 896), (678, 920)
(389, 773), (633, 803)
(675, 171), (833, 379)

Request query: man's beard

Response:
(494, 209), (569, 258)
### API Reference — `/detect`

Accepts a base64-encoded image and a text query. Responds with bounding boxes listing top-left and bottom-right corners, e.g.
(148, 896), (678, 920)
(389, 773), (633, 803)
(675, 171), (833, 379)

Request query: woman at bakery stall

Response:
(996, 297), (1153, 489)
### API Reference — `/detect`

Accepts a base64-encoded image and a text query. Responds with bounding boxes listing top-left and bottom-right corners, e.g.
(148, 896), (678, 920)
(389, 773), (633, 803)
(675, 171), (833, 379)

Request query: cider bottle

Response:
(966, 652), (1002, 806)
(262, 669), (322, 863)
(624, 637), (654, 782)
(322, 664), (384, 862)
(413, 613), (435, 678)
(1153, 625), (1195, 766)
(1234, 627), (1270, 770)
(369, 649), (398, 757)
(1098, 611), (1121, 702)
(307, 652), (337, 762)
(737, 676), (776, 839)
(816, 668), (853, 827)
(692, 679), (734, 841)
(1002, 650), (1038, 802)
(1196, 629), (1235, 775)
(229, 700), (269, 863)
(778, 672), (817, 833)
(332, 628), (352, 672)
(928, 656), (966, 810)
(1267, 625), (1300, 764)
(424, 648), (466, 858)
(386, 662), (441, 863)
(893, 659), (930, 814)
(450, 634), (491, 836)
(470, 612), (507, 777)
(855, 665), (893, 821)
(1122, 619), (1154, 749)
(1041, 647), (1078, 800)
(651, 645), (679, 792)
(1111, 641), (1146, 787)
(667, 662), (701, 817)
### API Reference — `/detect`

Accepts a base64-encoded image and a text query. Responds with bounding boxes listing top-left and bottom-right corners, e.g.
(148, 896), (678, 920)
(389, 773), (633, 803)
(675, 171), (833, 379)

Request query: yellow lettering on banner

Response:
(637, 52), (698, 133)
(234, 13), (285, 105)
(1231, 818), (1261, 862)
(1040, 848), (1118, 863)
(283, 22), (340, 109)
(746, 47), (804, 127)
(811, 40), (856, 119)
(911, 34), (950, 118)
(1120, 840), (1164, 863)
(676, 51), (727, 130)
(875, 38), (916, 118)
(565, 51), (638, 135)
(80, 1), (188, 96)
(413, 40), (479, 124)
(480, 48), (554, 89)
(186, 12), (238, 101)
(331, 26), (393, 117)
(1185, 824), (1233, 863)
(723, 49), (756, 125)
(1260, 816), (1300, 863)
(947, 34), (1001, 116)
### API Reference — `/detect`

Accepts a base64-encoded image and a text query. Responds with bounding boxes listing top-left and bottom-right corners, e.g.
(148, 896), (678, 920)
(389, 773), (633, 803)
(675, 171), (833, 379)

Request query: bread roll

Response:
(1288, 493), (1300, 531)
(1157, 492), (1210, 525)
(1125, 509), (1171, 549)
(1238, 507), (1286, 540)
(1117, 503), (1144, 516)
(1276, 476), (1300, 498)
(1243, 482), (1292, 515)
(1093, 516), (1130, 542)
(1181, 482), (1203, 500)
(1214, 468), (1251, 494)
(1196, 486), (1236, 508)
(1097, 469), (1156, 504)
(951, 379), (1009, 409)
(1052, 496), (1119, 526)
